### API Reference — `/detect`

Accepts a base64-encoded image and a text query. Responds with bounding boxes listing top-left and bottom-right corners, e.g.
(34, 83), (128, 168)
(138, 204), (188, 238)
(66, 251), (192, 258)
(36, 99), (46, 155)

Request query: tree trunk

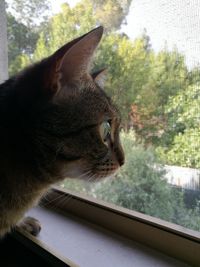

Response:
(0, 0), (8, 83)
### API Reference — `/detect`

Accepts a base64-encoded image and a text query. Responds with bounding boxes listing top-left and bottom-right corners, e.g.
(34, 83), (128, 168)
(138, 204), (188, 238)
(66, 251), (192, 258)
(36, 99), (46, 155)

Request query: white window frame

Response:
(0, 0), (8, 83)
(12, 187), (200, 266)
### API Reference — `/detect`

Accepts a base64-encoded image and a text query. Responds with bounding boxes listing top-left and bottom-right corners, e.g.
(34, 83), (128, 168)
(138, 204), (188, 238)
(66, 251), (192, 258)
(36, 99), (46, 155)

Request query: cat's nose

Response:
(118, 152), (125, 166)
(115, 146), (125, 166)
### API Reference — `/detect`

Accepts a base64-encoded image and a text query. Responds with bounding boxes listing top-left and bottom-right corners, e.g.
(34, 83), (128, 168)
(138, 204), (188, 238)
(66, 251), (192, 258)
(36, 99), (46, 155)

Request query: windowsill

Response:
(12, 199), (194, 267)
(10, 187), (200, 266)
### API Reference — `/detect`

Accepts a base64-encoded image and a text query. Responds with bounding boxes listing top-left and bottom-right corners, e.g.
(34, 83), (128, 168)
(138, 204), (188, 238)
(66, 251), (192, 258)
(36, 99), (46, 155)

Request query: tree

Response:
(8, 0), (133, 75)
(131, 48), (189, 145)
(33, 1), (97, 61)
(157, 84), (200, 168)
(90, 0), (132, 31)
(6, 0), (50, 75)
(7, 13), (39, 75)
(6, 0), (50, 27)
(7, 0), (193, 144)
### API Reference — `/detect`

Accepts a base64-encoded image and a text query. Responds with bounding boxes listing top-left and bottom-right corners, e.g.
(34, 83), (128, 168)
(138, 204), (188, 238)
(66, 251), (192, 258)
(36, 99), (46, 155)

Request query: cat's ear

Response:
(92, 68), (107, 88)
(56, 26), (103, 88)
(43, 31), (94, 93)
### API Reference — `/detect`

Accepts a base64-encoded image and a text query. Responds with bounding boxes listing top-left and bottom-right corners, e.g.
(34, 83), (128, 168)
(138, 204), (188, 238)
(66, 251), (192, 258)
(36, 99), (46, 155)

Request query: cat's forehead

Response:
(81, 89), (116, 117)
(54, 83), (118, 125)
(82, 88), (117, 120)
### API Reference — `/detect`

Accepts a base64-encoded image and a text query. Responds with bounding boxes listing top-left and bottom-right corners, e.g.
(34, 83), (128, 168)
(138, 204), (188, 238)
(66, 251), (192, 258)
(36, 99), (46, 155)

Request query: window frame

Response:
(13, 228), (78, 267)
(0, 0), (8, 83)
(13, 186), (200, 266)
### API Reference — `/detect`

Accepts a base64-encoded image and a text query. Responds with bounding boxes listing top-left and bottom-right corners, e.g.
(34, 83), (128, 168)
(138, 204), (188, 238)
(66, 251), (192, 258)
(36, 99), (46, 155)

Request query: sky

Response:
(122, 0), (200, 69)
(50, 0), (79, 12)
(50, 0), (200, 69)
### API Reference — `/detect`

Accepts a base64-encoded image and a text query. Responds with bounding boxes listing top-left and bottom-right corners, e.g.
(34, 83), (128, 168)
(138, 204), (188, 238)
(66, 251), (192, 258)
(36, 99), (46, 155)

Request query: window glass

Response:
(6, 0), (200, 232)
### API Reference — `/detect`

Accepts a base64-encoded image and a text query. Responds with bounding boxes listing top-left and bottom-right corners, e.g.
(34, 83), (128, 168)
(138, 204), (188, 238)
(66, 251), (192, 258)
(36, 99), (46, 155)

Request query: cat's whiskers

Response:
(39, 191), (66, 208)
(39, 190), (74, 212)
(75, 169), (91, 180)
(39, 169), (92, 210)
(84, 170), (98, 183)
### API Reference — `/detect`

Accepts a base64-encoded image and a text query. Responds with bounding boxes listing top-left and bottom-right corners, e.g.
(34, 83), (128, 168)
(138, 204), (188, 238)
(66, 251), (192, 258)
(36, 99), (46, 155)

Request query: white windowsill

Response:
(20, 206), (190, 267)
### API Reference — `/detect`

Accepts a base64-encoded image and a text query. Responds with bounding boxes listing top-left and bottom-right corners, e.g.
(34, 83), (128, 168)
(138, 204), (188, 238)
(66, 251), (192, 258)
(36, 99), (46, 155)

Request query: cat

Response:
(0, 26), (124, 237)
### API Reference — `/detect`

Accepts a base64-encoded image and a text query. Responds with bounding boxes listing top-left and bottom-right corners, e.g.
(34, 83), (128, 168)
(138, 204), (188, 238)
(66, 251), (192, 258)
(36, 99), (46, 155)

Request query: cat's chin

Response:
(61, 159), (87, 179)
(61, 159), (101, 181)
(93, 168), (120, 181)
(61, 159), (120, 182)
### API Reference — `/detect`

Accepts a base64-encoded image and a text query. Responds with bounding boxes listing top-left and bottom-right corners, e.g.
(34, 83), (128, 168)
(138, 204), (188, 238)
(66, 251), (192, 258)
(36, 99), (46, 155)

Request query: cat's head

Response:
(13, 26), (124, 181)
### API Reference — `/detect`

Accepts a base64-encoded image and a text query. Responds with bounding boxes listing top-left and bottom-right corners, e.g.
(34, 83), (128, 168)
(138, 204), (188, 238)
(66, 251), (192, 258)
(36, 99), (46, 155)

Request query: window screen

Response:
(6, 0), (200, 232)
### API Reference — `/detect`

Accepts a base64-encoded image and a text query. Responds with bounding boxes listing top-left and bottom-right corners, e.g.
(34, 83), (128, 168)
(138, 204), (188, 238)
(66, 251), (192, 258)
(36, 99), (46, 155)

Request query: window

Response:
(54, 0), (200, 234)
(3, 0), (200, 265)
(6, 0), (200, 234)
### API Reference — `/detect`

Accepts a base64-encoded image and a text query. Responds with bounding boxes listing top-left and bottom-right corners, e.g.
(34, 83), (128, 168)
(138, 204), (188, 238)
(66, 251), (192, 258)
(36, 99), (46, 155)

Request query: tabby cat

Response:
(0, 26), (124, 237)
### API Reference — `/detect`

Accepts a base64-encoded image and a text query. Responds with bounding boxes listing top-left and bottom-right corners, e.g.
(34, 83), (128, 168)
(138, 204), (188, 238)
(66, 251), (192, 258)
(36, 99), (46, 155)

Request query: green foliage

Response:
(6, 0), (50, 27)
(157, 127), (200, 168)
(90, 0), (132, 31)
(7, 0), (132, 65)
(9, 54), (31, 76)
(6, 0), (51, 75)
(8, 0), (190, 134)
(166, 84), (200, 129)
(157, 84), (200, 168)
(33, 1), (96, 61)
(132, 49), (189, 144)
(7, 13), (38, 75)
(33, 0), (132, 62)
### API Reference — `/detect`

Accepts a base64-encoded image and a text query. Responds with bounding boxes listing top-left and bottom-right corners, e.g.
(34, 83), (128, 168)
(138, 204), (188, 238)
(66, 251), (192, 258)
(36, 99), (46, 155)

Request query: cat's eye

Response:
(100, 121), (111, 142)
